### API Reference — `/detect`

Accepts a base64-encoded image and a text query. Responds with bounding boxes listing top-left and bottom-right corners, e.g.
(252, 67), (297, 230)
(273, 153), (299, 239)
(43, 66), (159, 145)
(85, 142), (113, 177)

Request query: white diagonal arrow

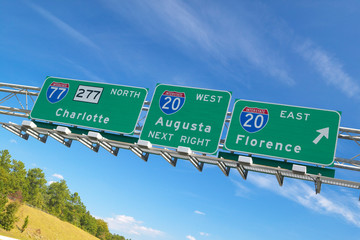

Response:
(313, 127), (329, 144)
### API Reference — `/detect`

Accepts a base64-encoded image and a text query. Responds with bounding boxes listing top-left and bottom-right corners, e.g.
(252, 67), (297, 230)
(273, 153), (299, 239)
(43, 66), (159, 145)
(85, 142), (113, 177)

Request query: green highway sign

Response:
(224, 100), (341, 166)
(140, 84), (231, 154)
(30, 77), (148, 134)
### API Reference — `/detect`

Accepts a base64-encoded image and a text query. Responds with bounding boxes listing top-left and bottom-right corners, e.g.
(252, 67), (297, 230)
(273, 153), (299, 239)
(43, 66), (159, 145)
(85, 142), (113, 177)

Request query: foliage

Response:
(0, 195), (7, 214)
(47, 180), (70, 216)
(25, 168), (47, 208)
(95, 219), (109, 239)
(0, 149), (126, 239)
(0, 150), (12, 173)
(9, 160), (27, 194)
(21, 215), (29, 233)
(80, 211), (98, 235)
(0, 201), (20, 231)
(107, 234), (126, 240)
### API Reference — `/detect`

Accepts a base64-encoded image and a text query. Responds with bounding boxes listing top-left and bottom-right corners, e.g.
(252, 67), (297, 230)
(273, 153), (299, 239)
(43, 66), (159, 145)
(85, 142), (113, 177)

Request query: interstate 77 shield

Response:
(140, 84), (231, 155)
(46, 82), (69, 103)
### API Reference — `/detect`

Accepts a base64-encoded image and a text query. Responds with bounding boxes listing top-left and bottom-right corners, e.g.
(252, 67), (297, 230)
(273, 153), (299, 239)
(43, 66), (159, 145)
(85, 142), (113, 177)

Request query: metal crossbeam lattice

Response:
(1, 82), (360, 195)
(0, 82), (40, 117)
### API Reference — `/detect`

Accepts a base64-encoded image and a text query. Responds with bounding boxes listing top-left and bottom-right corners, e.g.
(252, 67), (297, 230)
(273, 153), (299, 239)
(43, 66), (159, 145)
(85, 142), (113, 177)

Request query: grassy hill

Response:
(0, 202), (99, 240)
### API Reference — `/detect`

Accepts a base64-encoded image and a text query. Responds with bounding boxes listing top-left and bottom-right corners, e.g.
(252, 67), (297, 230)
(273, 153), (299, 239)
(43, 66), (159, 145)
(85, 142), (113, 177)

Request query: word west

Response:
(196, 93), (223, 103)
(55, 108), (110, 124)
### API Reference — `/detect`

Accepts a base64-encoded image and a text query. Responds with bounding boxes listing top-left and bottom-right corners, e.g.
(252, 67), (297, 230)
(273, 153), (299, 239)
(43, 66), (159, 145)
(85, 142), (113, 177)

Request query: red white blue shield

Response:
(159, 91), (185, 115)
(240, 107), (269, 133)
(46, 82), (69, 103)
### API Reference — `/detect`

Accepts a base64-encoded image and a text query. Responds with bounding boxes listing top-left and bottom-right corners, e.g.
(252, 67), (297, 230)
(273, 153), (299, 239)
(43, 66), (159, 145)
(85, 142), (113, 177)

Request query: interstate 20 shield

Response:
(159, 91), (185, 115)
(240, 106), (269, 133)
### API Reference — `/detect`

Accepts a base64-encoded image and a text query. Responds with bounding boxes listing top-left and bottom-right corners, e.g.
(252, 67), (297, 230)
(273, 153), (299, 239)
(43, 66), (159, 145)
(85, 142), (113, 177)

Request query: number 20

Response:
(243, 113), (264, 129)
(162, 97), (181, 111)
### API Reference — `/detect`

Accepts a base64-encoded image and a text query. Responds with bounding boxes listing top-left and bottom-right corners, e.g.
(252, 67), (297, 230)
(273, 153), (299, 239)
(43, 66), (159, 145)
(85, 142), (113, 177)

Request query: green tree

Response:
(8, 160), (27, 196)
(21, 215), (29, 233)
(25, 168), (47, 208)
(0, 201), (19, 231)
(96, 218), (109, 240)
(0, 150), (12, 173)
(0, 168), (10, 196)
(80, 211), (98, 235)
(63, 192), (86, 226)
(0, 195), (7, 215)
(106, 234), (126, 240)
(46, 180), (70, 217)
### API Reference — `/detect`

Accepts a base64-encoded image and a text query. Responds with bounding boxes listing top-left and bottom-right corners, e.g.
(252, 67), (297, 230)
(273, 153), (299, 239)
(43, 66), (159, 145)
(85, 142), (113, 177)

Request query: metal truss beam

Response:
(276, 171), (284, 187)
(236, 164), (248, 180)
(2, 121), (360, 194)
(129, 146), (149, 161)
(0, 82), (40, 118)
(217, 161), (230, 176)
(2, 123), (29, 140)
(0, 82), (41, 91)
(315, 177), (322, 194)
(0, 88), (39, 96)
(160, 151), (177, 167)
(49, 132), (73, 148)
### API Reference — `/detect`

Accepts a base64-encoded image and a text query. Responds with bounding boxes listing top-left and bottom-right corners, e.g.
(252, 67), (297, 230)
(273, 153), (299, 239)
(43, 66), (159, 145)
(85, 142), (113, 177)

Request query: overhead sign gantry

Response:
(1, 79), (360, 196)
(139, 84), (231, 154)
(225, 100), (341, 165)
(30, 77), (148, 134)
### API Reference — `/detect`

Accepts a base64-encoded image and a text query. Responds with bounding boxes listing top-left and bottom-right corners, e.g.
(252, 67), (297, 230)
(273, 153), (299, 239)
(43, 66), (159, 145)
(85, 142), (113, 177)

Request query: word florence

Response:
(235, 134), (302, 153)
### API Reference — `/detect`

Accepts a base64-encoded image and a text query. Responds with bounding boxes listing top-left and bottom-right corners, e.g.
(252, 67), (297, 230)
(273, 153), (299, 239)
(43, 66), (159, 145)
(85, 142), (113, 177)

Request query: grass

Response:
(0, 202), (99, 240)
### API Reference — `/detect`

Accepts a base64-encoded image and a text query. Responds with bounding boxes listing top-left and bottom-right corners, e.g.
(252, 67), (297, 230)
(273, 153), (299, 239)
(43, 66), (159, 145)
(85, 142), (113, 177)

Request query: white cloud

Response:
(231, 179), (251, 198)
(63, 58), (105, 83)
(200, 232), (210, 236)
(104, 215), (164, 237)
(296, 40), (360, 98)
(186, 235), (196, 240)
(52, 173), (64, 180)
(29, 3), (99, 50)
(151, 0), (295, 85)
(194, 210), (205, 215)
(10, 139), (17, 144)
(104, 0), (294, 85)
(47, 181), (56, 185)
(240, 174), (360, 227)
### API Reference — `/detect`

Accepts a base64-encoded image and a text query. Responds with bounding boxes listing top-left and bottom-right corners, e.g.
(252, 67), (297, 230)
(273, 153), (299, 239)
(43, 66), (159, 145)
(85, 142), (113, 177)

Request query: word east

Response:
(56, 108), (109, 124)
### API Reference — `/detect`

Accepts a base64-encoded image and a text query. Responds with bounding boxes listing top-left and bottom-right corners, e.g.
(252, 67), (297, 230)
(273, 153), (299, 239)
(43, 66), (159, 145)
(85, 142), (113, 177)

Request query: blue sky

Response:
(1, 0), (360, 239)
